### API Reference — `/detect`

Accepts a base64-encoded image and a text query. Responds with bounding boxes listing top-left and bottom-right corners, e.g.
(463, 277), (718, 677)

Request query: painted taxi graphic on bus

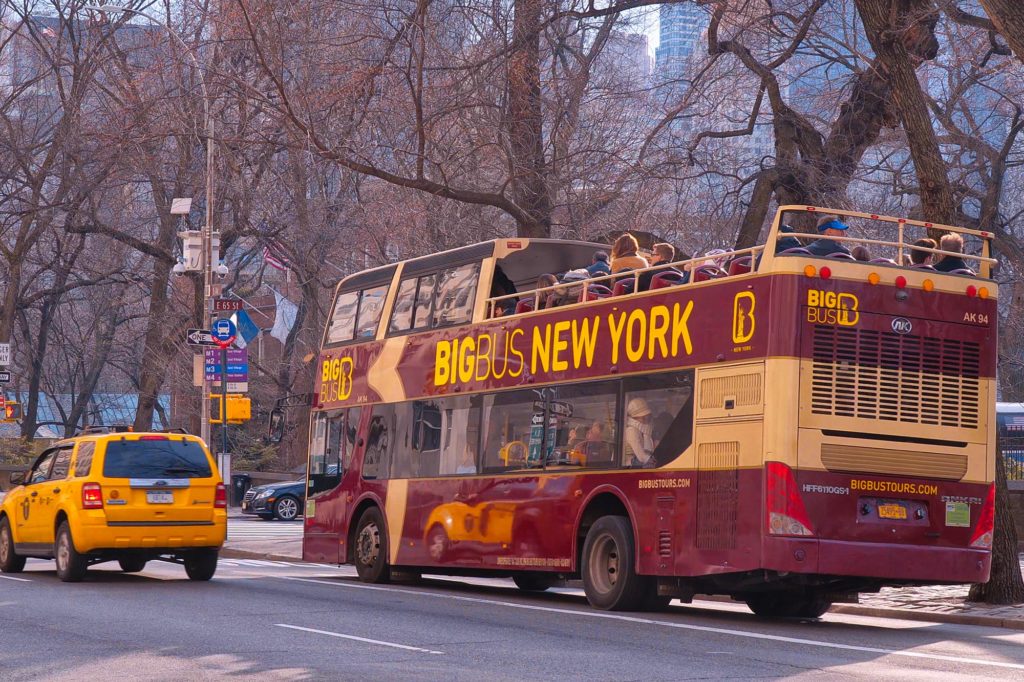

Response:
(424, 501), (515, 560)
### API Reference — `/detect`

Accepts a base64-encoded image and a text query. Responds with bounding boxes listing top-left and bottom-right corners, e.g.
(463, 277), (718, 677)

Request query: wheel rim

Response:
(57, 532), (69, 571)
(428, 528), (446, 560)
(0, 525), (10, 563)
(277, 498), (298, 520)
(588, 533), (620, 595)
(357, 522), (380, 567)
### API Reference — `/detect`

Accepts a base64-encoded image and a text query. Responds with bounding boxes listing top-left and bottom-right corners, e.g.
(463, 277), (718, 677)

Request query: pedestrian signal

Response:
(3, 402), (21, 422)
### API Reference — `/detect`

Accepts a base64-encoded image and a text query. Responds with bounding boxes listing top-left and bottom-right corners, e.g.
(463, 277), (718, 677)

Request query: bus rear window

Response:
(102, 440), (212, 478)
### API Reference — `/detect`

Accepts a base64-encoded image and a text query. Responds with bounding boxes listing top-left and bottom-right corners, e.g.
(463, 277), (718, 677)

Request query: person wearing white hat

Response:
(624, 397), (655, 467)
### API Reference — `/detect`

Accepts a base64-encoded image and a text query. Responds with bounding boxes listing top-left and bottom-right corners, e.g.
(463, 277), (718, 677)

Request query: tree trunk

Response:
(967, 436), (1024, 604)
(979, 0), (1024, 62)
(855, 0), (958, 223)
(507, 0), (552, 238)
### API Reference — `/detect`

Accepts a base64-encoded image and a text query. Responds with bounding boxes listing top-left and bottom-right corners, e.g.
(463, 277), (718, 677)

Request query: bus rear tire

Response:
(746, 592), (831, 619)
(354, 507), (391, 584)
(581, 516), (646, 611)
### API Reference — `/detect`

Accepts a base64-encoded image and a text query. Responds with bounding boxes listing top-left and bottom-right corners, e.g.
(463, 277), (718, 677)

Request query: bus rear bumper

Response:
(764, 537), (991, 584)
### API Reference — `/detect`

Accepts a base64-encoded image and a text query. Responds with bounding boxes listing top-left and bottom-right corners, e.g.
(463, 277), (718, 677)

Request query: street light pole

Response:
(86, 5), (216, 446)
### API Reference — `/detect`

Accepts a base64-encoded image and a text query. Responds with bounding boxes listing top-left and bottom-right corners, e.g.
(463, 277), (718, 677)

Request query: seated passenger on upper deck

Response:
(806, 216), (852, 257)
(610, 233), (649, 274)
(775, 224), (802, 253)
(933, 233), (970, 273)
(909, 238), (936, 266)
(586, 250), (611, 278)
(638, 242), (686, 290)
(489, 266), (518, 316)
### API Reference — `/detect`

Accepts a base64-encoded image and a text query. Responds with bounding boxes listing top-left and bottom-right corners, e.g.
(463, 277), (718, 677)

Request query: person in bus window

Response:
(586, 250), (611, 278)
(536, 273), (560, 309)
(568, 421), (611, 465)
(455, 444), (477, 475)
(610, 233), (648, 274)
(623, 398), (655, 468)
(490, 266), (518, 317)
(775, 224), (802, 253)
(638, 243), (685, 290)
(806, 216), (852, 257)
(909, 238), (936, 266)
(934, 233), (970, 273)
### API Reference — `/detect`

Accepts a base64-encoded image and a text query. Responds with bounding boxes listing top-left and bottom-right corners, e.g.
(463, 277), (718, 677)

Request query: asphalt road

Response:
(2, 558), (1023, 681)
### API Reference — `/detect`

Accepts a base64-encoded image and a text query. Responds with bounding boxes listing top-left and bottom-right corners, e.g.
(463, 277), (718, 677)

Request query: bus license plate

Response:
(878, 503), (907, 520)
(146, 490), (174, 504)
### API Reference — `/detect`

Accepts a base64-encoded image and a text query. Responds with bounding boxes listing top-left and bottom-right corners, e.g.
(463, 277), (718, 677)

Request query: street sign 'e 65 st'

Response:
(213, 298), (243, 312)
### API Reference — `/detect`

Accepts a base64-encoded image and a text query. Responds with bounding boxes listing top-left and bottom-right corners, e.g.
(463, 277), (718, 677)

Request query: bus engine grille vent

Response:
(699, 373), (762, 410)
(810, 325), (980, 429)
(696, 442), (739, 550)
(821, 444), (968, 480)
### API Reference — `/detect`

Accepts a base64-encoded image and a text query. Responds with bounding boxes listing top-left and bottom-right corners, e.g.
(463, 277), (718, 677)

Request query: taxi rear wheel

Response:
(118, 558), (147, 573)
(0, 517), (26, 573)
(184, 549), (218, 581)
(55, 521), (87, 582)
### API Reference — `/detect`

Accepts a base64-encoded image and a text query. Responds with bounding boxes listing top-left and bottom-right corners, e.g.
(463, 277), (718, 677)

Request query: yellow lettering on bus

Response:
(475, 334), (492, 381)
(732, 291), (756, 343)
(532, 325), (551, 374)
(671, 301), (694, 356)
(648, 305), (670, 360)
(551, 320), (571, 372)
(625, 309), (646, 363)
(434, 341), (452, 386)
(457, 336), (475, 383)
(572, 317), (600, 368)
(607, 312), (627, 365)
(508, 328), (525, 377)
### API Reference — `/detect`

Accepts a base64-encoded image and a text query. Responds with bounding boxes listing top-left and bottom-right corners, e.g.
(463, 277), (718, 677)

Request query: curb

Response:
(829, 603), (1024, 630)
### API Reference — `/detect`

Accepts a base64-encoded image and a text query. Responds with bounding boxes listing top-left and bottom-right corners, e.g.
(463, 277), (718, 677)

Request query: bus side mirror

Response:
(9, 471), (24, 485)
(268, 408), (285, 444)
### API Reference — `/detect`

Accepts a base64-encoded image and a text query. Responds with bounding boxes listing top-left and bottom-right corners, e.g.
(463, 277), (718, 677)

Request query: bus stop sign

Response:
(211, 318), (237, 349)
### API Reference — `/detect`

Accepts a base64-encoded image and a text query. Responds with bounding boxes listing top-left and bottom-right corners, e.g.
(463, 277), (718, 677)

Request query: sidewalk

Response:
(221, 509), (302, 562)
(220, 523), (1024, 629)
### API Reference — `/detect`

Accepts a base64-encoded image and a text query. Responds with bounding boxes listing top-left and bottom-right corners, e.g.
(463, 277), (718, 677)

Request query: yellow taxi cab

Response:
(0, 428), (227, 582)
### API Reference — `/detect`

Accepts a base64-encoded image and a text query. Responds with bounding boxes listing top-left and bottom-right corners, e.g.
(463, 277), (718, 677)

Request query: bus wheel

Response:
(581, 516), (646, 611)
(513, 573), (554, 592)
(745, 592), (831, 619)
(354, 507), (391, 583)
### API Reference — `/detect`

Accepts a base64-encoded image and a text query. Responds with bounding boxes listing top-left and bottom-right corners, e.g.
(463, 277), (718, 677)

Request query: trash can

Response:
(230, 473), (252, 507)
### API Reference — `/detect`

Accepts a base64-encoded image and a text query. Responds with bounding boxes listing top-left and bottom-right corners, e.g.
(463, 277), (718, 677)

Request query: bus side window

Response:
(622, 371), (695, 469)
(309, 411), (345, 496)
(342, 407), (362, 473)
(363, 406), (394, 480)
(327, 291), (359, 344)
(413, 274), (437, 329)
(479, 390), (536, 473)
(355, 284), (389, 338)
(433, 263), (479, 327)
(389, 277), (418, 333)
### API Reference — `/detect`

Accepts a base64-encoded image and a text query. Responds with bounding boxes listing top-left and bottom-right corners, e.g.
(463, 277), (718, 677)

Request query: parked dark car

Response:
(241, 480), (304, 521)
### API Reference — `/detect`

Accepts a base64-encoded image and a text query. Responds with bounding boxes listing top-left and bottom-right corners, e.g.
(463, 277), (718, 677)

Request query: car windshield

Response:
(102, 439), (213, 479)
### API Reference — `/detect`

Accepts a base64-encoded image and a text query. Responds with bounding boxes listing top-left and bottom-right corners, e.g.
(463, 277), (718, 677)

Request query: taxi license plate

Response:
(146, 490), (174, 504)
(878, 503), (907, 520)
(241, 501), (248, 510)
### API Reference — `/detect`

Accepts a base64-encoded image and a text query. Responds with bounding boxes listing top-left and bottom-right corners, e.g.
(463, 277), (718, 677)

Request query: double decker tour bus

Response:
(301, 206), (997, 617)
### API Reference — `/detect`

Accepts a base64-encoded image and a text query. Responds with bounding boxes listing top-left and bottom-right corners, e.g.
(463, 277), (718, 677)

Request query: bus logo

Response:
(806, 290), (859, 326)
(732, 292), (756, 343)
(891, 318), (912, 334)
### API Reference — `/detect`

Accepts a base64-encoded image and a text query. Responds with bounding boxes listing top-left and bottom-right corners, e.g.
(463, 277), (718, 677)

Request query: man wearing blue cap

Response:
(806, 215), (852, 257)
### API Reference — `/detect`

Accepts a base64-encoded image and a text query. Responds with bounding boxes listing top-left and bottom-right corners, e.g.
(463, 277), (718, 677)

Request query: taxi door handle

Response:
(52, 488), (60, 494)
(30, 491), (38, 497)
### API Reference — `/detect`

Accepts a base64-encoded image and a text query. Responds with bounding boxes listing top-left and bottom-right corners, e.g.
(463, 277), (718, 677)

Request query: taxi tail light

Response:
(82, 483), (103, 509)
(766, 462), (814, 536)
(139, 435), (168, 441)
(215, 482), (227, 509)
(969, 483), (996, 549)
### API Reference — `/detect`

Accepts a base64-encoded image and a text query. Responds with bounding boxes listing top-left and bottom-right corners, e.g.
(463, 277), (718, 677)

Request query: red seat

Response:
(612, 279), (635, 296)
(514, 299), (534, 315)
(650, 271), (686, 289)
(692, 266), (727, 282)
(579, 284), (613, 302)
(728, 257), (752, 276)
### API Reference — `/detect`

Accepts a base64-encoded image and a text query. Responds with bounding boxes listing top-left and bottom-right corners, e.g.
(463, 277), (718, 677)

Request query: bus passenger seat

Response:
(692, 265), (727, 282)
(870, 258), (898, 265)
(910, 262), (936, 270)
(826, 252), (856, 260)
(650, 271), (685, 289)
(778, 247), (812, 256)
(580, 284), (613, 302)
(612, 279), (635, 296)
(728, 257), (753, 276)
(515, 299), (535, 315)
(948, 268), (976, 276)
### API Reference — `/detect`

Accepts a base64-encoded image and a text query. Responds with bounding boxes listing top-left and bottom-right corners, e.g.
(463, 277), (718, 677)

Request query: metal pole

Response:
(220, 344), (229, 459)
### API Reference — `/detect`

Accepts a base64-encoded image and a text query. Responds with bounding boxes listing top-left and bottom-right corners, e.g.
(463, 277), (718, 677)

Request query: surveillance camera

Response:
(215, 263), (229, 278)
(172, 261), (186, 277)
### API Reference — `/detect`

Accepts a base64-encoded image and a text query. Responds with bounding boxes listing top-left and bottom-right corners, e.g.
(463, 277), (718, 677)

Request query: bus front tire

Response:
(581, 516), (647, 611)
(354, 507), (391, 584)
(745, 592), (832, 619)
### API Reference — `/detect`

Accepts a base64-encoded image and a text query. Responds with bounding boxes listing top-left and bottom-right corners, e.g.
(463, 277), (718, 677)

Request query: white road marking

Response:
(0, 575), (31, 582)
(275, 623), (444, 655)
(276, 576), (1024, 672)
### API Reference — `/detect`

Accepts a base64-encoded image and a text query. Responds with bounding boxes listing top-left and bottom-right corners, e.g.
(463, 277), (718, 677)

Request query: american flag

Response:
(263, 244), (288, 271)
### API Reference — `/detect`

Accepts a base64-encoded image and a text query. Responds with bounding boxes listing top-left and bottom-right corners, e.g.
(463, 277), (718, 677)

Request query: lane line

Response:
(0, 575), (31, 582)
(275, 576), (1024, 672)
(275, 623), (444, 655)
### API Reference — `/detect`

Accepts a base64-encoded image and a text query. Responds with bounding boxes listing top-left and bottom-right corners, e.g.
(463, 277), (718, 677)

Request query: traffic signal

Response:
(209, 394), (251, 424)
(3, 402), (21, 422)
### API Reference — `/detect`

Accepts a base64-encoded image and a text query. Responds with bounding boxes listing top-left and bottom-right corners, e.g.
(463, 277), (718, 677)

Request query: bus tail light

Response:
(215, 483), (227, 509)
(766, 462), (814, 536)
(969, 483), (996, 549)
(82, 483), (103, 509)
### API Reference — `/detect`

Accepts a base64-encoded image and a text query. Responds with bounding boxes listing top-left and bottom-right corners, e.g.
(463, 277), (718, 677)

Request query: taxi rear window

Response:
(102, 440), (213, 479)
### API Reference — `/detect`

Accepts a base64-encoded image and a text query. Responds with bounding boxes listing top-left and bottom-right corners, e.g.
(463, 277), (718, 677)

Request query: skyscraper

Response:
(655, 4), (709, 76)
